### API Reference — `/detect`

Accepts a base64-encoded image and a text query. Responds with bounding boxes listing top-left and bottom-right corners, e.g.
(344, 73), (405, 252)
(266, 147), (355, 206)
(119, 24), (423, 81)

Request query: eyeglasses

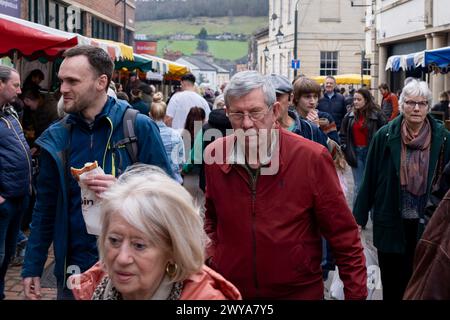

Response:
(404, 100), (428, 109)
(227, 105), (273, 122)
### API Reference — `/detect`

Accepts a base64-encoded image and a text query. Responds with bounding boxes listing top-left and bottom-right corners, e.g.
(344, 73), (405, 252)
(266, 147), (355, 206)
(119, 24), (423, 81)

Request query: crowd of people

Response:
(0, 45), (449, 301)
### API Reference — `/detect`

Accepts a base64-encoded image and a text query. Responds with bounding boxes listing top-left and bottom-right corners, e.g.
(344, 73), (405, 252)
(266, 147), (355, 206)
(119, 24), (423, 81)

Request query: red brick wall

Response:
(75, 0), (135, 29)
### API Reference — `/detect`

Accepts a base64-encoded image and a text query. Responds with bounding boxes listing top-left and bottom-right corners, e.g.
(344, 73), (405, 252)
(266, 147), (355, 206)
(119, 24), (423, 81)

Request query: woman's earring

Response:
(165, 262), (178, 278)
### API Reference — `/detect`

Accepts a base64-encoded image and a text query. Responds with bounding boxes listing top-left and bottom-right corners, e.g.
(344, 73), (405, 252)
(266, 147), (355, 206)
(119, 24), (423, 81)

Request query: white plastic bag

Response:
(329, 267), (345, 300)
(329, 233), (381, 300)
(362, 235), (381, 300)
(77, 166), (105, 236)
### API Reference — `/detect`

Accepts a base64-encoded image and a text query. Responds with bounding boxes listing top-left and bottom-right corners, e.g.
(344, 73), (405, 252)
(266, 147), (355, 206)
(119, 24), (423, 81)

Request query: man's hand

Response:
(0, 195), (5, 205)
(23, 277), (42, 300)
(84, 174), (117, 198)
(306, 109), (320, 126)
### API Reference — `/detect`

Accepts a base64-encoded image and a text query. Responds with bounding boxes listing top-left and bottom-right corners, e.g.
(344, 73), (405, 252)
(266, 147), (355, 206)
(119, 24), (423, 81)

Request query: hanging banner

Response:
(135, 41), (157, 55)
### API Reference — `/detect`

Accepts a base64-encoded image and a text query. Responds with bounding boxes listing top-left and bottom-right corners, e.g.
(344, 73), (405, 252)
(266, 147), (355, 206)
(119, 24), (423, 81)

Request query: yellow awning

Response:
(312, 74), (371, 86)
(335, 74), (371, 86)
(91, 38), (134, 61)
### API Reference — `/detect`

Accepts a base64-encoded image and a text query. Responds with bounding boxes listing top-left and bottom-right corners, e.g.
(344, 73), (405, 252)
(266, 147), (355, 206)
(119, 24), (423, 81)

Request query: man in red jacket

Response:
(204, 71), (367, 300)
(378, 83), (399, 121)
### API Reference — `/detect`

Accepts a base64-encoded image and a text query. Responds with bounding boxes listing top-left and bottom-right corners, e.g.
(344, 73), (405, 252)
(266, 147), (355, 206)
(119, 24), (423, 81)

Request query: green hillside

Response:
(157, 40), (248, 61)
(136, 16), (266, 36)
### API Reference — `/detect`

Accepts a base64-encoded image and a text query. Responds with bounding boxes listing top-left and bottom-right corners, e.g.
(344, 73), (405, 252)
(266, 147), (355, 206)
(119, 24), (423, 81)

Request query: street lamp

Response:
(263, 46), (270, 60)
(275, 27), (284, 47)
(293, 0), (300, 78)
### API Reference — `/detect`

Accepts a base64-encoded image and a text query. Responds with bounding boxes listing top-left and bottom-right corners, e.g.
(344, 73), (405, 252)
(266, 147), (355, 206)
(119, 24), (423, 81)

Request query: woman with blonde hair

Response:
(69, 164), (241, 300)
(150, 92), (185, 184)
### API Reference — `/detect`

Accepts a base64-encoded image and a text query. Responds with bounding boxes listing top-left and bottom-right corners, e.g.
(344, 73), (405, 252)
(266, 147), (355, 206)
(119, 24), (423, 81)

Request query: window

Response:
(362, 58), (371, 75)
(48, 1), (56, 28)
(29, 0), (83, 33)
(320, 51), (338, 76)
(37, 0), (46, 25)
(92, 17), (119, 42)
(58, 4), (66, 31)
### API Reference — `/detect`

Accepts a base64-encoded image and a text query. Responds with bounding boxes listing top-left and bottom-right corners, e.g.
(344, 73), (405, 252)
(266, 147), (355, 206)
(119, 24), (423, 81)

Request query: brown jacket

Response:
(403, 189), (450, 300)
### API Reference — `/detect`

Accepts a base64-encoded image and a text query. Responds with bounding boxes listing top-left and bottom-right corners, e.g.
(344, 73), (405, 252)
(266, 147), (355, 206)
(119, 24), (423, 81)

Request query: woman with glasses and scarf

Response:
(353, 79), (450, 300)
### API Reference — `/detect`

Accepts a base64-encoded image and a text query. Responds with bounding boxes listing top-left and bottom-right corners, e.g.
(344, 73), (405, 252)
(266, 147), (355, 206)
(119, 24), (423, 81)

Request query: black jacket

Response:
(339, 109), (387, 167)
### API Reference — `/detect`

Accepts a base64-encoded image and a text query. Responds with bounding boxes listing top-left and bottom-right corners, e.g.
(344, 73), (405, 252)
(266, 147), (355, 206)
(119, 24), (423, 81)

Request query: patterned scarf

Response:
(91, 276), (183, 300)
(400, 118), (431, 196)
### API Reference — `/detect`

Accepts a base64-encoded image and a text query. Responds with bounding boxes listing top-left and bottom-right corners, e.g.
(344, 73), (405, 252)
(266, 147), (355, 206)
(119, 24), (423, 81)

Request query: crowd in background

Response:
(1, 51), (450, 301)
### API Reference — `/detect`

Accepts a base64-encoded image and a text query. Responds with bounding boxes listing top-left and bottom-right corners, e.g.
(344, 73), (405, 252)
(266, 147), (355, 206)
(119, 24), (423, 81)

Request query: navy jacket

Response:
(0, 105), (31, 198)
(22, 97), (172, 285)
(318, 92), (347, 130)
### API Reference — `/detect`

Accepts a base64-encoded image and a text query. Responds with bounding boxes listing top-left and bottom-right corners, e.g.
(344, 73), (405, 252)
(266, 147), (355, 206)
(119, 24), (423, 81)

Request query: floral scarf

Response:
(91, 276), (183, 300)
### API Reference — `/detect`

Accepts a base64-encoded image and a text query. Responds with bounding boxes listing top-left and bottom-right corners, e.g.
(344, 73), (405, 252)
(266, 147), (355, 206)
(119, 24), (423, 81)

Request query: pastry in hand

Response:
(71, 161), (99, 181)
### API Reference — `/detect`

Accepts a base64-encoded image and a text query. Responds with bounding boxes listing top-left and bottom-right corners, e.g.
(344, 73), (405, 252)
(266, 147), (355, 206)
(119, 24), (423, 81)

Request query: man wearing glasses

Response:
(203, 71), (367, 300)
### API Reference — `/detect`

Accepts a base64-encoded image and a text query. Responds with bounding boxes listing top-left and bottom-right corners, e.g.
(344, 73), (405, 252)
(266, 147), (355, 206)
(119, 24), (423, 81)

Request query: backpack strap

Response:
(115, 108), (139, 164)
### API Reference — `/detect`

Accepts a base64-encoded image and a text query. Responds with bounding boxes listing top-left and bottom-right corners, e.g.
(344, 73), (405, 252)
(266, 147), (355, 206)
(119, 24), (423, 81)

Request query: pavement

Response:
(3, 167), (382, 300)
(4, 246), (56, 300)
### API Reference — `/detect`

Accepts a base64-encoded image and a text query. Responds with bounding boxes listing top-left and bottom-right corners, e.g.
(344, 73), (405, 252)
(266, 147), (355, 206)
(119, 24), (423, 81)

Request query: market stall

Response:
(0, 13), (131, 61)
(385, 46), (450, 73)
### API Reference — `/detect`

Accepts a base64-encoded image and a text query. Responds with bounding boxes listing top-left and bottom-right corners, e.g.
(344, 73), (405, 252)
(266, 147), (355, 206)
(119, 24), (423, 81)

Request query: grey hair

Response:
(0, 65), (18, 83)
(399, 79), (433, 112)
(224, 70), (276, 108)
(98, 164), (207, 283)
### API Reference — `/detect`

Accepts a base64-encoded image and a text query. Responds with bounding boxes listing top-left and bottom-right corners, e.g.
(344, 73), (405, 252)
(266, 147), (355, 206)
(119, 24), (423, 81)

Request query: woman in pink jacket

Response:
(69, 164), (241, 300)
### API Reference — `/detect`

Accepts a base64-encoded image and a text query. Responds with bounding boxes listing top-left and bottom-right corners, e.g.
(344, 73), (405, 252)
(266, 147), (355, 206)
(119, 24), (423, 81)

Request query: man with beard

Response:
(22, 46), (172, 300)
(203, 71), (367, 299)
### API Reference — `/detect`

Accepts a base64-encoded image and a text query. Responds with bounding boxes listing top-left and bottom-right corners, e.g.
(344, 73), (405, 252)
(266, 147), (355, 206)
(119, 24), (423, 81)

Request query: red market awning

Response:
(0, 13), (79, 60)
(0, 13), (132, 61)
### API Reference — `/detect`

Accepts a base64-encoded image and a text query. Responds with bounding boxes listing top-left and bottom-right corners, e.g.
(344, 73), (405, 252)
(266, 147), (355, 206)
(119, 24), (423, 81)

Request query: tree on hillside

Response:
(198, 27), (208, 39)
(197, 40), (209, 52)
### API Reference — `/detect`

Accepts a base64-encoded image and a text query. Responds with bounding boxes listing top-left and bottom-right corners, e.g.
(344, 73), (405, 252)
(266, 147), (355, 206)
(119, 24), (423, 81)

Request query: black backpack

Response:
(115, 108), (139, 163)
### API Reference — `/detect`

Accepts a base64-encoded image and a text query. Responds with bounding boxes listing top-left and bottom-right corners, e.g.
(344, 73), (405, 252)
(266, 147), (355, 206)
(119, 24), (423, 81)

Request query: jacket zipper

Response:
(241, 165), (260, 293)
(8, 117), (32, 193)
